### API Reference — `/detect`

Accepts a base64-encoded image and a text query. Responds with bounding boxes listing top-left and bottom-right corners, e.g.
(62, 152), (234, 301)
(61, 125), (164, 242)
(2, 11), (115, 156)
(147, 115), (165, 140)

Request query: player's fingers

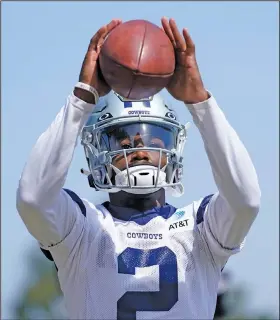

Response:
(161, 17), (176, 47)
(96, 39), (104, 55)
(169, 18), (186, 52)
(182, 28), (195, 53)
(96, 19), (122, 50)
(88, 19), (122, 50)
(101, 19), (122, 41)
(88, 26), (106, 50)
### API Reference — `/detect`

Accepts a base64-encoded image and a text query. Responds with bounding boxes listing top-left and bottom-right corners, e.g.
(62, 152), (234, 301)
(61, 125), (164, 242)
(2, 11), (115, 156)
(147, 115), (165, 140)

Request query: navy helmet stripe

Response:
(143, 101), (151, 108)
(124, 101), (132, 108)
(124, 101), (151, 108)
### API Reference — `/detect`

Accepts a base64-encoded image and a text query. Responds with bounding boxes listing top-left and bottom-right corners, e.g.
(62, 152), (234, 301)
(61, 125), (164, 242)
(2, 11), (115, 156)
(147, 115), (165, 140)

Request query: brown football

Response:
(99, 19), (175, 100)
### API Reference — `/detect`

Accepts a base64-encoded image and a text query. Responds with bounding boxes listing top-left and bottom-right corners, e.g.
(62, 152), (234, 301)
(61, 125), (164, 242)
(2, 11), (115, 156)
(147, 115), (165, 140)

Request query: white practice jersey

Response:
(17, 92), (261, 319)
(44, 192), (228, 319)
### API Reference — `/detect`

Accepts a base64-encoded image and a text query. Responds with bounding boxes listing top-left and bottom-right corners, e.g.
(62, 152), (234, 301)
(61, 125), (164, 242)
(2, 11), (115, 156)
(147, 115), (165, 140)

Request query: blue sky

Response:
(2, 1), (279, 318)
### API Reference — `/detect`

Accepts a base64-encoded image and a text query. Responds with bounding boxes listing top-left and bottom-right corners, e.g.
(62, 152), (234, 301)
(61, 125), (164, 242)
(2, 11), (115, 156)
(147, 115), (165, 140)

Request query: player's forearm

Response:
(17, 93), (94, 233)
(186, 94), (261, 214)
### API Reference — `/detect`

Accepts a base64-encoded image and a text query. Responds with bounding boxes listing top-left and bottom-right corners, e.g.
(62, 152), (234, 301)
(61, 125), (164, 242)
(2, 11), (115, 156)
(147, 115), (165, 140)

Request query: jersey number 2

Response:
(117, 246), (178, 320)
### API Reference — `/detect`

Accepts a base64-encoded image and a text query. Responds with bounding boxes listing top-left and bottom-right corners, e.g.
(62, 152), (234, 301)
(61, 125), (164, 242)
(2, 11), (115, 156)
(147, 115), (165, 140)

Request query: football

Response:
(99, 19), (175, 100)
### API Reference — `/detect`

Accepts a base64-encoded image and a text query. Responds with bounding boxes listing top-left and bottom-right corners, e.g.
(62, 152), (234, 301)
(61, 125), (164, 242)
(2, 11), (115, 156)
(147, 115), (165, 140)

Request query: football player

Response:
(17, 18), (261, 319)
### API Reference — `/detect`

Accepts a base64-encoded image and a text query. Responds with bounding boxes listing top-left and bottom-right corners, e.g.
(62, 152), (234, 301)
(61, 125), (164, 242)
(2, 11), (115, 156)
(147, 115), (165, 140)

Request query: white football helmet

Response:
(81, 91), (189, 197)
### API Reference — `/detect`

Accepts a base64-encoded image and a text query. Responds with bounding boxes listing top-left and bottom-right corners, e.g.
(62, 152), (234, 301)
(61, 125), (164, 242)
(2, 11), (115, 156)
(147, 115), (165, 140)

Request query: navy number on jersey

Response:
(117, 247), (178, 319)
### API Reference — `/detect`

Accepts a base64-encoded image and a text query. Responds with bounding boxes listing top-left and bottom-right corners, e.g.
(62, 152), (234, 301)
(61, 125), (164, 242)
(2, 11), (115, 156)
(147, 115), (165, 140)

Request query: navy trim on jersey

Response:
(40, 189), (86, 264)
(41, 248), (54, 261)
(102, 202), (177, 226)
(63, 188), (86, 217)
(196, 194), (214, 225)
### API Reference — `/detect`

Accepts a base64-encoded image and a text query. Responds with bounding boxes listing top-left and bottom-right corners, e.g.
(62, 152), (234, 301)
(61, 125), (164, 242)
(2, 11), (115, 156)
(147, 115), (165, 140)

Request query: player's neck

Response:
(109, 188), (165, 212)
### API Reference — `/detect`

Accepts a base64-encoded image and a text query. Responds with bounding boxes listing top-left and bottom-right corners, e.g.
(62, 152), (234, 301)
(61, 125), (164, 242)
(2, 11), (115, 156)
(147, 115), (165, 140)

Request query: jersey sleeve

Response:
(16, 93), (95, 255)
(186, 93), (261, 268)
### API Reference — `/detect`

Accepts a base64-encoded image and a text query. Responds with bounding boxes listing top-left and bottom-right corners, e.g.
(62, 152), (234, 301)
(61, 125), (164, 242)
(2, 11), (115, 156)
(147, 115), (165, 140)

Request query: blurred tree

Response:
(214, 271), (277, 320)
(13, 246), (65, 320)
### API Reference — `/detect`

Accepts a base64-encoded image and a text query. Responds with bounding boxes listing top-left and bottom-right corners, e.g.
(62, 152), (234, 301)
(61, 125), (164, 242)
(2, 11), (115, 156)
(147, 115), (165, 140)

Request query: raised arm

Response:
(161, 17), (260, 266)
(16, 20), (122, 247)
(187, 94), (260, 265)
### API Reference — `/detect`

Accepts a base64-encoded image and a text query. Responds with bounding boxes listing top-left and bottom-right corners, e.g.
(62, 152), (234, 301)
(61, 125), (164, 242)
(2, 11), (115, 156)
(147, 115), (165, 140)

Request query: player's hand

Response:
(161, 17), (209, 104)
(75, 19), (122, 103)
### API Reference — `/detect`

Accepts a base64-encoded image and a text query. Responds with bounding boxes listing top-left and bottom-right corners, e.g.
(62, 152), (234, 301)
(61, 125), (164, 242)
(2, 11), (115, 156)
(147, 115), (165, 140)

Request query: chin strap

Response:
(81, 165), (184, 197)
(168, 183), (184, 197)
(112, 165), (166, 194)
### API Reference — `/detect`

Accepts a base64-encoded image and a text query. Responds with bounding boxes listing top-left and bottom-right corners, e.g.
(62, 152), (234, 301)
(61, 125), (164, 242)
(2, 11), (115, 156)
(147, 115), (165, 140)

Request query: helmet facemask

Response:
(81, 91), (189, 197)
(82, 118), (188, 197)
